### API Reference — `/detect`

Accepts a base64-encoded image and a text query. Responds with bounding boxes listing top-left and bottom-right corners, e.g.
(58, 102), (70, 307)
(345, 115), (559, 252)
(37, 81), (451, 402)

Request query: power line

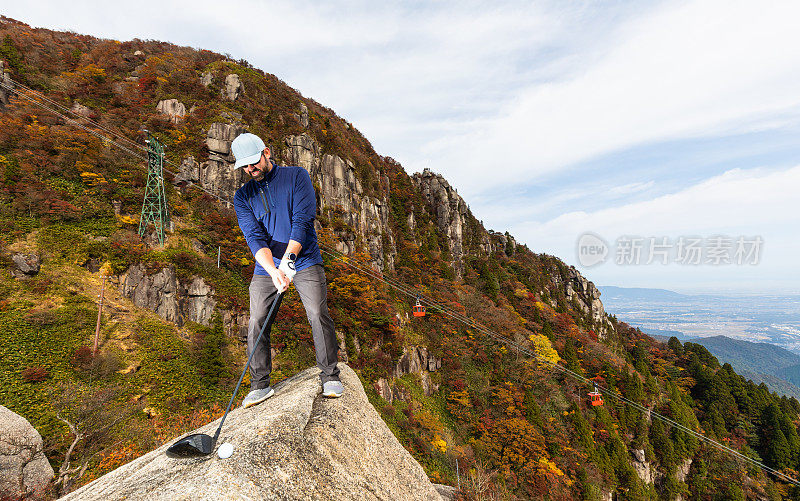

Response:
(3, 77), (798, 487)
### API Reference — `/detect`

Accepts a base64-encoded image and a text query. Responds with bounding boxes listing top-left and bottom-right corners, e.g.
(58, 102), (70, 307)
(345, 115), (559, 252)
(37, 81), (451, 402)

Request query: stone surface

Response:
(173, 156), (200, 186)
(119, 264), (216, 327)
(70, 102), (92, 118)
(413, 168), (494, 276)
(549, 264), (614, 339)
(0, 405), (54, 498)
(200, 71), (213, 88)
(11, 252), (41, 278)
(434, 483), (457, 500)
(394, 345), (441, 377)
(0, 60), (13, 110)
(224, 73), (243, 101)
(631, 448), (654, 484)
(283, 133), (396, 270)
(374, 346), (442, 404)
(62, 364), (443, 501)
(156, 98), (187, 123)
(676, 458), (692, 482)
(199, 122), (247, 201)
(298, 102), (309, 128)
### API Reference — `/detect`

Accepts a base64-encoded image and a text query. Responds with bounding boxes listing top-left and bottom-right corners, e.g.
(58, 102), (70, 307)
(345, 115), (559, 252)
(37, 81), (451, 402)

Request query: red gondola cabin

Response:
(588, 388), (603, 406)
(412, 298), (426, 317)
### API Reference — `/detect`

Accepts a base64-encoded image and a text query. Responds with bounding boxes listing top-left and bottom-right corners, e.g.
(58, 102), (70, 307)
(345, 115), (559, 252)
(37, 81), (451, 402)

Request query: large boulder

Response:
(224, 73), (243, 101)
(0, 405), (54, 498)
(11, 252), (41, 278)
(61, 364), (444, 500)
(156, 99), (187, 123)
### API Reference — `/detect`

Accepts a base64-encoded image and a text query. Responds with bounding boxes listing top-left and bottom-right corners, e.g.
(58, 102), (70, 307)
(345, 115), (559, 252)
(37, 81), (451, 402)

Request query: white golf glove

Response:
(277, 254), (296, 292)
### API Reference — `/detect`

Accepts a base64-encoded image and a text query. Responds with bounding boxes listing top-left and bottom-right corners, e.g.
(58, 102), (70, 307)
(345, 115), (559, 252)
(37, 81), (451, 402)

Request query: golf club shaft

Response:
(212, 289), (285, 443)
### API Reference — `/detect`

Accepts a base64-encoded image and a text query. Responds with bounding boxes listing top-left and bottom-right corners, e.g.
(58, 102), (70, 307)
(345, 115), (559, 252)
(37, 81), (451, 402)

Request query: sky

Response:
(3, 0), (800, 294)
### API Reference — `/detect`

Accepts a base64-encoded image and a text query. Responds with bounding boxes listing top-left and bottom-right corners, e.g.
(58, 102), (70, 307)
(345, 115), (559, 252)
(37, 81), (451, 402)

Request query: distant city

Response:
(599, 286), (800, 353)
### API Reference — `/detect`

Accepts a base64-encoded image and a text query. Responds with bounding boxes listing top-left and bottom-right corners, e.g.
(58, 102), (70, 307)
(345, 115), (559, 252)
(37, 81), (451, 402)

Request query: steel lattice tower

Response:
(138, 133), (170, 245)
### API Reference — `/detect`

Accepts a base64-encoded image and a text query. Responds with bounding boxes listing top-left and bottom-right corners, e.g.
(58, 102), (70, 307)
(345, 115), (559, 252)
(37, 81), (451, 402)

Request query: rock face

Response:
(564, 265), (606, 324)
(156, 99), (187, 123)
(61, 364), (444, 501)
(412, 168), (505, 276)
(283, 133), (396, 270)
(119, 264), (216, 328)
(0, 405), (54, 498)
(295, 102), (309, 128)
(199, 122), (247, 201)
(548, 264), (614, 338)
(11, 252), (41, 278)
(631, 448), (654, 484)
(413, 168), (468, 274)
(224, 73), (243, 101)
(70, 102), (92, 118)
(172, 156), (200, 186)
(0, 60), (13, 110)
(375, 345), (442, 403)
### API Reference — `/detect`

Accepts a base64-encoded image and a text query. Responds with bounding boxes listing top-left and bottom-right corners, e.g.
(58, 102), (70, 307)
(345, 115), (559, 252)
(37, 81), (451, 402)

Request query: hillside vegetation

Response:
(2, 16), (800, 500)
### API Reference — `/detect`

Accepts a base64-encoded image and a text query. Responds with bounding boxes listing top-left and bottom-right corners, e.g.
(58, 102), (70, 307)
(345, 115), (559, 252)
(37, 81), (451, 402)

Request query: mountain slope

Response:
(691, 335), (800, 399)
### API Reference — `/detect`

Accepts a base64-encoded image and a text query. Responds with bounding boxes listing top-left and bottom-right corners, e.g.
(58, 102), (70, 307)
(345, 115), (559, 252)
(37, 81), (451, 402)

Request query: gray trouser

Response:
(248, 263), (339, 389)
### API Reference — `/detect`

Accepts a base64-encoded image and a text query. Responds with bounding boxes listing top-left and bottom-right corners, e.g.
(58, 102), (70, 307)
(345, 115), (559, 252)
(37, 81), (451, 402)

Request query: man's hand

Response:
(278, 254), (297, 284)
(268, 268), (290, 292)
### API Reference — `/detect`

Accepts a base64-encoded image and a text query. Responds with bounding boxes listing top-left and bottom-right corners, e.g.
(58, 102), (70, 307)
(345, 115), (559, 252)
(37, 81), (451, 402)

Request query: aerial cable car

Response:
(588, 385), (603, 406)
(412, 297), (426, 317)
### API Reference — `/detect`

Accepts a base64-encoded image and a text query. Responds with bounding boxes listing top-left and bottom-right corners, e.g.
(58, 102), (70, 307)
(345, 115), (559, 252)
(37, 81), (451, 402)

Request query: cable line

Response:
(3, 76), (799, 487)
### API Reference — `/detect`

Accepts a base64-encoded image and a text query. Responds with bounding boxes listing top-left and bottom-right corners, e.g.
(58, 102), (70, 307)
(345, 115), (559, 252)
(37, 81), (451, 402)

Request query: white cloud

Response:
(424, 0), (800, 195)
(506, 165), (800, 291)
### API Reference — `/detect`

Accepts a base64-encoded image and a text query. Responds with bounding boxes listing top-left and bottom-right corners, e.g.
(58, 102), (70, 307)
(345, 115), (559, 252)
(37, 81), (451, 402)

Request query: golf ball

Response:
(217, 442), (234, 459)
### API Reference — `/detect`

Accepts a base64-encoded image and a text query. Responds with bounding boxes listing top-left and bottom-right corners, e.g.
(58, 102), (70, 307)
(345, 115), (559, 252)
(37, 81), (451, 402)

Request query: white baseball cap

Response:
(231, 133), (266, 168)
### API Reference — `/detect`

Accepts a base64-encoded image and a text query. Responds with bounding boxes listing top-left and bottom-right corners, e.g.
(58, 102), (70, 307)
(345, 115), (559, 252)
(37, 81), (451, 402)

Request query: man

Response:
(231, 132), (342, 407)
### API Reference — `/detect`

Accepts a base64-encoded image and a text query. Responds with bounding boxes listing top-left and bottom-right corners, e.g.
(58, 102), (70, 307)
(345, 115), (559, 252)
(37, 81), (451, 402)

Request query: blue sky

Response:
(4, 0), (800, 294)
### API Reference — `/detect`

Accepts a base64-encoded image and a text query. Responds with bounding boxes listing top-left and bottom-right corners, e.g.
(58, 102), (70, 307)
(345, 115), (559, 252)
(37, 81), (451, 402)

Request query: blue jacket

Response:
(234, 162), (323, 275)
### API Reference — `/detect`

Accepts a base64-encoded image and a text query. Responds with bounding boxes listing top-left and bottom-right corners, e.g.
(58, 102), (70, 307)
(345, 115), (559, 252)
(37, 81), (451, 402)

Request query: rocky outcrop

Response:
(156, 99), (186, 123)
(224, 73), (242, 101)
(11, 252), (41, 278)
(200, 71), (213, 88)
(546, 264), (614, 338)
(374, 345), (441, 403)
(0, 60), (13, 110)
(172, 156), (200, 186)
(563, 265), (606, 324)
(413, 168), (467, 274)
(394, 345), (441, 377)
(61, 364), (444, 501)
(0, 405), (54, 498)
(631, 448), (654, 484)
(283, 133), (396, 270)
(676, 458), (692, 482)
(294, 102), (309, 128)
(412, 168), (502, 276)
(198, 122), (247, 201)
(70, 102), (92, 118)
(119, 264), (216, 328)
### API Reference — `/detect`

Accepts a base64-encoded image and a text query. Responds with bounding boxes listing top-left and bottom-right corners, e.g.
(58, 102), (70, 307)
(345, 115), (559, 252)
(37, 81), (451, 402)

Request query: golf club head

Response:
(166, 433), (214, 457)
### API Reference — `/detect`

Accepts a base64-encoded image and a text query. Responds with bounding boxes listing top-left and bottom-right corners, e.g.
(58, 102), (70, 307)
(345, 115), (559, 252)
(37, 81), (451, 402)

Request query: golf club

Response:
(166, 289), (285, 458)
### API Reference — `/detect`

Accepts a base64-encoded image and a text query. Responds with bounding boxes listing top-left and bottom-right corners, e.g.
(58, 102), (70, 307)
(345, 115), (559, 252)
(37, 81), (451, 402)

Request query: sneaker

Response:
(242, 387), (274, 408)
(322, 380), (344, 398)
